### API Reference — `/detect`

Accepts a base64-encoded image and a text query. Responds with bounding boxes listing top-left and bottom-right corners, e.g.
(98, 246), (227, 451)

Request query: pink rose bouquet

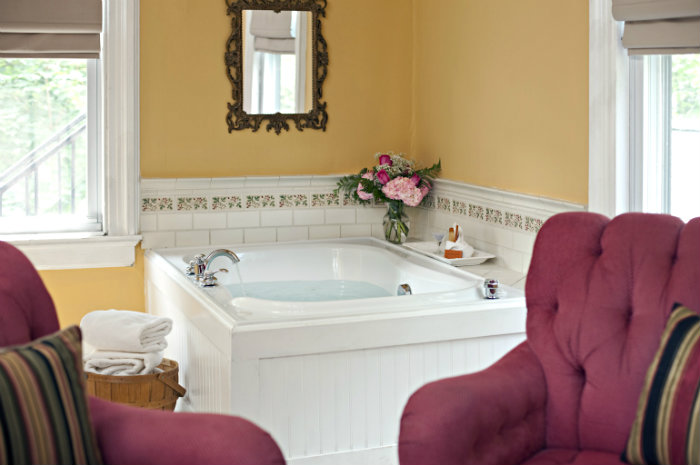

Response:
(336, 152), (441, 243)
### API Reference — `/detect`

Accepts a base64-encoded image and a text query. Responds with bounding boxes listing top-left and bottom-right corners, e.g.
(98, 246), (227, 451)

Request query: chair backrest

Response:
(0, 242), (59, 347)
(525, 212), (700, 454)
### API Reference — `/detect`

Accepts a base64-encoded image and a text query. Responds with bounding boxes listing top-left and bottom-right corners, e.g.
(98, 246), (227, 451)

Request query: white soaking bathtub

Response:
(145, 238), (527, 465)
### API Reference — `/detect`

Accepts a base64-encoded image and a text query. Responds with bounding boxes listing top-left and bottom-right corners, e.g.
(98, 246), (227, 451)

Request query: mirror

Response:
(225, 0), (328, 135)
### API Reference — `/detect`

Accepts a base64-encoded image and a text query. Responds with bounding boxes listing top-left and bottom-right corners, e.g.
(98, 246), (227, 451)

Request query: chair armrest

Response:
(89, 397), (285, 465)
(399, 342), (546, 465)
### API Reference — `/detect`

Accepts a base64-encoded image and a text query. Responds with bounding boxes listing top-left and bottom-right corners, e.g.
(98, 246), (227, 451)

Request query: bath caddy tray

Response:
(403, 241), (495, 266)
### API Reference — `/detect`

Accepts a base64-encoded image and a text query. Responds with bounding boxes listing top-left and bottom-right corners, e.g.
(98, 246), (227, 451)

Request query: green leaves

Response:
(416, 159), (441, 184)
(335, 157), (442, 206)
(335, 172), (373, 205)
(0, 58), (89, 216)
(672, 55), (700, 121)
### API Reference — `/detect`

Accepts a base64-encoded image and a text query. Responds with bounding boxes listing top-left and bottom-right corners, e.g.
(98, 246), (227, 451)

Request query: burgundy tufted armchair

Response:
(399, 212), (700, 465)
(0, 241), (285, 465)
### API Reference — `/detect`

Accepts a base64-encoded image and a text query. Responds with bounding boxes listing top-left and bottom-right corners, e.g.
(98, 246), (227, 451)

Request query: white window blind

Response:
(249, 10), (295, 54)
(0, 0), (102, 58)
(612, 0), (700, 54)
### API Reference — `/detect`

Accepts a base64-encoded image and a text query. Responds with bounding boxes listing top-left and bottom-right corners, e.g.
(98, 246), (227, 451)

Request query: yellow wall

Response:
(41, 249), (145, 328)
(411, 0), (589, 204)
(140, 0), (413, 178)
(47, 1), (591, 325)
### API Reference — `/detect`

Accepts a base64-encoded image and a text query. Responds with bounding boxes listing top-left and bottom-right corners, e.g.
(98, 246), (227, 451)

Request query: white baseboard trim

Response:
(286, 445), (397, 465)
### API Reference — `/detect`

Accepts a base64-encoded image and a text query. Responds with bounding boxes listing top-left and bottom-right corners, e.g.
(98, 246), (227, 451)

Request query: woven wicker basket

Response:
(85, 358), (186, 411)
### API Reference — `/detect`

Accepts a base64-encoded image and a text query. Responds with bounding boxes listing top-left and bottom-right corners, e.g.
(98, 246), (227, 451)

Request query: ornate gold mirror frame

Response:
(225, 0), (328, 135)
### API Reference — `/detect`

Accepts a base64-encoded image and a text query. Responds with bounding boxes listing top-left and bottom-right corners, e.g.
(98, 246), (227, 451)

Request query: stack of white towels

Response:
(80, 310), (173, 376)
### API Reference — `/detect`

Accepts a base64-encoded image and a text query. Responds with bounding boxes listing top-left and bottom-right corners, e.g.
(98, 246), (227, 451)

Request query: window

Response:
(0, 0), (140, 269)
(630, 54), (700, 222)
(0, 58), (101, 234)
(588, 2), (699, 222)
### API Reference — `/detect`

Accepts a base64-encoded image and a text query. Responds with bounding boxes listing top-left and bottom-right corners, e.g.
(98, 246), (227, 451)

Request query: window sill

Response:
(4, 234), (142, 270)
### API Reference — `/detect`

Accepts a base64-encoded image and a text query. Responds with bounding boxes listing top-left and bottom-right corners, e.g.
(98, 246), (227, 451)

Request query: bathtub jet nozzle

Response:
(397, 283), (412, 296)
(483, 278), (500, 299)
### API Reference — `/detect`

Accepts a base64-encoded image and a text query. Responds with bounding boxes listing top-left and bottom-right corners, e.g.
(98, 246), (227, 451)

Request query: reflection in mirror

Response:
(242, 10), (312, 114)
(225, 0), (328, 135)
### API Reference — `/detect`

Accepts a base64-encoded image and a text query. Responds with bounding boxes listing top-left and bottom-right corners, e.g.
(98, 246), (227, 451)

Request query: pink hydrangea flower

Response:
(357, 172), (374, 200)
(381, 176), (428, 207)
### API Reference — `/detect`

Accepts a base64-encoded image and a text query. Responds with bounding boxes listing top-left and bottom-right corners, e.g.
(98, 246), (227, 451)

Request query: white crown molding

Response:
(141, 175), (342, 194)
(433, 179), (585, 218)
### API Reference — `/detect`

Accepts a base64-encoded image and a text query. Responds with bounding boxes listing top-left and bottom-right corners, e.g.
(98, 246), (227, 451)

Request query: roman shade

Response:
(612, 0), (700, 54)
(0, 0), (102, 58)
(249, 10), (295, 54)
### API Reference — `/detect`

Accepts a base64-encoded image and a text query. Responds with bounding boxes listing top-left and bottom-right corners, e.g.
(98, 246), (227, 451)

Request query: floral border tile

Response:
(177, 197), (208, 211)
(343, 192), (361, 206)
(503, 212), (523, 229)
(468, 204), (484, 220)
(280, 194), (308, 208)
(211, 196), (241, 210)
(437, 197), (451, 212)
(311, 192), (340, 207)
(246, 194), (276, 209)
(524, 216), (544, 233)
(504, 212), (523, 229)
(139, 184), (552, 238)
(421, 195), (436, 209)
(141, 197), (173, 212)
(452, 200), (467, 216)
(485, 208), (503, 225)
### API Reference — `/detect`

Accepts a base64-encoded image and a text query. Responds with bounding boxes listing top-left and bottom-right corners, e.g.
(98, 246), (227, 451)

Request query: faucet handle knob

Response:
(189, 254), (206, 278)
(199, 268), (228, 287)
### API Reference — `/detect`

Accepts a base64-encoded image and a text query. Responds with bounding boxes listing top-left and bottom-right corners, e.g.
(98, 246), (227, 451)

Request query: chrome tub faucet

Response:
(186, 249), (240, 286)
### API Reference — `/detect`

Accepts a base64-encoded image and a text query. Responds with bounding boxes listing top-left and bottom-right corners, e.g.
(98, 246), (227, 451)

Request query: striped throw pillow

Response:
(623, 304), (700, 465)
(0, 326), (102, 465)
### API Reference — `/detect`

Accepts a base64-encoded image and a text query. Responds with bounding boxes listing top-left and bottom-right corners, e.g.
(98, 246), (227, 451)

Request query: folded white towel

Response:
(84, 349), (164, 376)
(445, 223), (475, 257)
(80, 310), (172, 353)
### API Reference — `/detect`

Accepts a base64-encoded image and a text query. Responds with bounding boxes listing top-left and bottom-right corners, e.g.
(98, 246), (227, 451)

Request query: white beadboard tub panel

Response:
(256, 333), (525, 459)
(147, 273), (232, 413)
(145, 242), (528, 464)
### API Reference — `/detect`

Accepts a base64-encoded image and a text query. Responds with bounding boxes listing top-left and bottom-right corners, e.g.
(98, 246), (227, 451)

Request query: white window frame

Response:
(7, 0), (141, 269)
(589, 0), (694, 219)
(589, 0), (630, 217)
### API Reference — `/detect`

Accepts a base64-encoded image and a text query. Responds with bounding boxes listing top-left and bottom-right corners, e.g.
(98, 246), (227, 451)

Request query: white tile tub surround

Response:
(140, 176), (585, 275)
(410, 180), (585, 274)
(141, 176), (384, 249)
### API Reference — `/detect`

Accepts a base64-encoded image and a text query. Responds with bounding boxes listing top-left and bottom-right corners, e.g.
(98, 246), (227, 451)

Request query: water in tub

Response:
(225, 280), (391, 302)
(232, 261), (247, 297)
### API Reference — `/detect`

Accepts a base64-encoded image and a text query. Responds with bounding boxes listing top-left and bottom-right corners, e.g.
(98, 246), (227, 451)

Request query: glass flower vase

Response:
(383, 200), (410, 244)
